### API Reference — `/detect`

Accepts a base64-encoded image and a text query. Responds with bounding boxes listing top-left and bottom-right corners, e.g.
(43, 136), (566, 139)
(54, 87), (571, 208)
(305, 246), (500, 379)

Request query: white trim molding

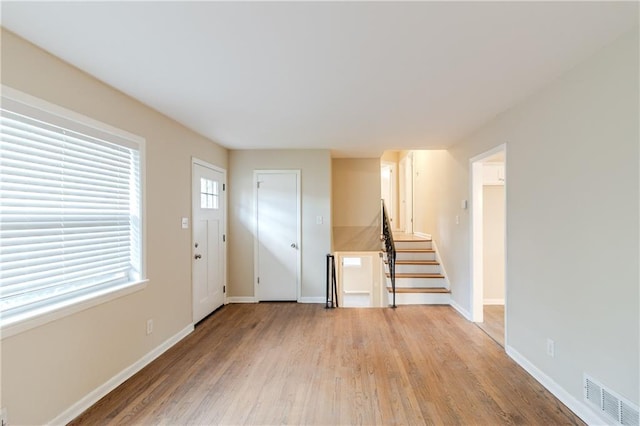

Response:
(449, 299), (472, 320)
(226, 297), (258, 304)
(431, 240), (450, 290)
(506, 345), (604, 426)
(298, 297), (325, 304)
(49, 324), (194, 425)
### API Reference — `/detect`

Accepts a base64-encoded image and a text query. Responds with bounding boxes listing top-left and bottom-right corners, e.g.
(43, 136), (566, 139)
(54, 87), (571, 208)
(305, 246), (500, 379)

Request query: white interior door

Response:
(192, 161), (226, 323)
(255, 171), (300, 301)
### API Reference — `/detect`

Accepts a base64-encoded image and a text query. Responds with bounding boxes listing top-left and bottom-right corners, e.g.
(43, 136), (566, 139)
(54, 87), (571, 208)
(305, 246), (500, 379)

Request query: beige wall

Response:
(332, 158), (381, 251)
(1, 30), (228, 424)
(380, 150), (399, 163)
(482, 184), (505, 302)
(422, 28), (639, 408)
(411, 150), (449, 236)
(227, 150), (332, 299)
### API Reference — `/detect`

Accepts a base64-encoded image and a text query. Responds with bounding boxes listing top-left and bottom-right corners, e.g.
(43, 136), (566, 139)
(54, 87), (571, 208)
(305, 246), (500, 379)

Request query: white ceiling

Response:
(2, 2), (637, 157)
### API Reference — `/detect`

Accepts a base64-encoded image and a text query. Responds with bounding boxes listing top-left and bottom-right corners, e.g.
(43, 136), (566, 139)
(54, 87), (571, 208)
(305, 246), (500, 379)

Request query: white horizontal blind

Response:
(0, 100), (142, 322)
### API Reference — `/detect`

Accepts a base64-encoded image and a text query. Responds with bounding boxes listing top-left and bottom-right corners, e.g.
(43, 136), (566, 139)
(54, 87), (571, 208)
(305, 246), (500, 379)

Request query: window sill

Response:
(1, 279), (149, 340)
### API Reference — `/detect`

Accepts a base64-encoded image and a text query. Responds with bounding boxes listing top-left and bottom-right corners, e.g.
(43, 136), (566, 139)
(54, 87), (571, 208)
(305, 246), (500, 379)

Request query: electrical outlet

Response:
(1, 407), (8, 426)
(546, 338), (555, 358)
(146, 319), (153, 335)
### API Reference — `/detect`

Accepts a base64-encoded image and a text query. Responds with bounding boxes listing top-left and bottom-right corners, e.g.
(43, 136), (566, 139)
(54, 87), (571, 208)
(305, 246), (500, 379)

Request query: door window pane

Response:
(200, 178), (219, 209)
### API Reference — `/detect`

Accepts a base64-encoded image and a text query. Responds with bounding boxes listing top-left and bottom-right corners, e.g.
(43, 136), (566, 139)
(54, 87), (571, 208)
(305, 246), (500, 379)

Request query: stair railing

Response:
(325, 254), (338, 308)
(381, 199), (397, 308)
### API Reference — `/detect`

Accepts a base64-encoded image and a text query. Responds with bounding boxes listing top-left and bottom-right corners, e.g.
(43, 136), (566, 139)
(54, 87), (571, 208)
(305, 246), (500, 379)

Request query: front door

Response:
(255, 171), (300, 301)
(192, 160), (226, 323)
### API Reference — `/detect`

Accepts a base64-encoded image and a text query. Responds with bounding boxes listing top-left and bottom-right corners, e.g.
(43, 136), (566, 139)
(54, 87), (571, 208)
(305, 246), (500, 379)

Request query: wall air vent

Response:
(584, 374), (639, 426)
(622, 401), (640, 426)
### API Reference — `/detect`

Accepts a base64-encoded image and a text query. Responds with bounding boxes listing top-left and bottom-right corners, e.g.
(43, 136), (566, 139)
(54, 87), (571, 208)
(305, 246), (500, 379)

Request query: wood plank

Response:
(69, 304), (584, 426)
(387, 287), (450, 293)
(386, 272), (445, 278)
(395, 248), (435, 253)
(392, 233), (431, 242)
(385, 260), (439, 265)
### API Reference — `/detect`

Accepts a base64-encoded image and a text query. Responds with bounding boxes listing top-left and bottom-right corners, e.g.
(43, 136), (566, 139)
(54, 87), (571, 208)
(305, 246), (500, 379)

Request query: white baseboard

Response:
(298, 297), (325, 304)
(483, 298), (505, 305)
(506, 345), (604, 426)
(431, 240), (451, 291)
(226, 297), (257, 303)
(449, 299), (472, 320)
(50, 324), (194, 425)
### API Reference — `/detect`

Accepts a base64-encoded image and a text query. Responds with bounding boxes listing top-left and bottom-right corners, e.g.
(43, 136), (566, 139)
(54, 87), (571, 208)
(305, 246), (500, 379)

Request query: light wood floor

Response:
(71, 304), (583, 425)
(393, 232), (429, 241)
(476, 305), (506, 347)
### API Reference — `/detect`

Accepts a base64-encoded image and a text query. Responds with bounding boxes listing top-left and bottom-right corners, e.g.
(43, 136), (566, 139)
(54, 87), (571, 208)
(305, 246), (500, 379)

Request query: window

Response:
(200, 177), (219, 209)
(0, 88), (145, 332)
(342, 257), (362, 267)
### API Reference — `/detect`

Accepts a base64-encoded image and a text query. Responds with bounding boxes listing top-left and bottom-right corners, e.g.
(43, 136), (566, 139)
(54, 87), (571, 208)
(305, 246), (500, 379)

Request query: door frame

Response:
(399, 152), (414, 234)
(469, 145), (506, 340)
(380, 161), (398, 230)
(253, 169), (302, 302)
(191, 157), (227, 321)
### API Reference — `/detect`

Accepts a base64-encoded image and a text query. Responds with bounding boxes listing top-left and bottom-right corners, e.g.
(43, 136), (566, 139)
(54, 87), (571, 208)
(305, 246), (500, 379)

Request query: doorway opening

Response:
(470, 145), (506, 347)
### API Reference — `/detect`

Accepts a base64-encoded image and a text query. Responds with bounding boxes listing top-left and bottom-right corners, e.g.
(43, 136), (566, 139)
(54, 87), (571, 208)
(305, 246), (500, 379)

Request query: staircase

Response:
(383, 235), (451, 305)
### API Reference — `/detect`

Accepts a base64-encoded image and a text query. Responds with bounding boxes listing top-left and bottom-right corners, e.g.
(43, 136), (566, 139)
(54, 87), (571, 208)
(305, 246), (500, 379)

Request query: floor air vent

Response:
(584, 374), (639, 426)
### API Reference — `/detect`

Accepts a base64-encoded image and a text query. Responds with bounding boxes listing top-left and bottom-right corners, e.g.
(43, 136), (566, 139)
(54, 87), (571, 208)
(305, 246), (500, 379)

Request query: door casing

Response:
(469, 144), (507, 344)
(381, 161), (397, 230)
(399, 153), (414, 234)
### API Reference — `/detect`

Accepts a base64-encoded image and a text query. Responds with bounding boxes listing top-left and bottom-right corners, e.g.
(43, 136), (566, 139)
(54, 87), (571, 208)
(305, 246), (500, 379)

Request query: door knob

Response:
(291, 243), (297, 249)
(194, 254), (202, 259)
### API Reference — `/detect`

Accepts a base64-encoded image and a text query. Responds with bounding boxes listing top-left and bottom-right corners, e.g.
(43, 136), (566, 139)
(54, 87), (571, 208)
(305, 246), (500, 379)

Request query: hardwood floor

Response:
(70, 304), (583, 425)
(476, 305), (506, 347)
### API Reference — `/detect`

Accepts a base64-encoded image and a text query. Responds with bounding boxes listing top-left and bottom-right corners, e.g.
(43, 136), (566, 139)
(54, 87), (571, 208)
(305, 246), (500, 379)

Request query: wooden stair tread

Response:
(387, 287), (450, 294)
(385, 273), (445, 279)
(393, 238), (432, 242)
(384, 260), (439, 265)
(394, 248), (435, 253)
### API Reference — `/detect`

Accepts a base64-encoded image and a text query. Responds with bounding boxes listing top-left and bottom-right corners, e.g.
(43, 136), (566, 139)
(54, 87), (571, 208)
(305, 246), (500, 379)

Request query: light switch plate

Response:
(316, 215), (323, 225)
(181, 217), (189, 229)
